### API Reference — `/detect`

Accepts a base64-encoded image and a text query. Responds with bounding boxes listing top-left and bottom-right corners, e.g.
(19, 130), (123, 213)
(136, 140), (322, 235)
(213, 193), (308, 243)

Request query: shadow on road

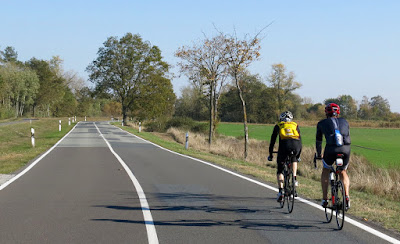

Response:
(92, 192), (335, 233)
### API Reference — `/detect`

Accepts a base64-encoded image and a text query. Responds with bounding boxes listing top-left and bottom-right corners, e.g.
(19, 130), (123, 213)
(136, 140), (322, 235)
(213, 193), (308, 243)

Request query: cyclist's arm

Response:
(316, 122), (323, 156)
(296, 125), (302, 141)
(269, 125), (279, 155)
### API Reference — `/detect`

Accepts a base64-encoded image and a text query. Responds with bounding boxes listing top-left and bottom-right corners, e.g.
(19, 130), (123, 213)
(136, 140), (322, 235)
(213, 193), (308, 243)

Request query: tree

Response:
(0, 63), (39, 117)
(370, 95), (391, 119)
(52, 87), (77, 117)
(267, 63), (302, 116)
(103, 100), (122, 117)
(0, 46), (18, 63)
(26, 58), (65, 117)
(222, 30), (264, 159)
(220, 73), (274, 123)
(324, 95), (357, 119)
(174, 85), (208, 121)
(358, 96), (372, 120)
(86, 33), (170, 125)
(131, 74), (176, 121)
(176, 34), (229, 144)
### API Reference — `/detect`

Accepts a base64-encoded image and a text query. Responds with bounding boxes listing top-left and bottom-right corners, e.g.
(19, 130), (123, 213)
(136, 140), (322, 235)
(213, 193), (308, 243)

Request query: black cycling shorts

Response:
(323, 145), (351, 171)
(277, 139), (301, 174)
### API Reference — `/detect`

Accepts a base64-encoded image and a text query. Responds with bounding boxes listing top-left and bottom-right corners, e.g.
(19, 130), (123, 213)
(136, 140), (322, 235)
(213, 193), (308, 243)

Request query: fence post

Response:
(31, 128), (35, 147)
(185, 131), (189, 149)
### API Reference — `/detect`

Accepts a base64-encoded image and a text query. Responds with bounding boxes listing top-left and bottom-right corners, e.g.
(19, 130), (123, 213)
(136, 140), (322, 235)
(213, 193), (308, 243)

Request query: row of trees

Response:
(2, 32), (398, 160)
(176, 71), (396, 123)
(0, 46), (121, 119)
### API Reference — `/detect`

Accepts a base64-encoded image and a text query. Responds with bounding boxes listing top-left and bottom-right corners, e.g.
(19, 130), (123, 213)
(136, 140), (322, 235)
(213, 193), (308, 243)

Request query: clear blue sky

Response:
(2, 0), (400, 112)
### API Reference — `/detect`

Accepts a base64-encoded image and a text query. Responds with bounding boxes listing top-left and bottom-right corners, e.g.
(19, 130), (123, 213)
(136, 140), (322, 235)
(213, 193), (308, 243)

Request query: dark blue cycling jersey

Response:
(316, 117), (351, 167)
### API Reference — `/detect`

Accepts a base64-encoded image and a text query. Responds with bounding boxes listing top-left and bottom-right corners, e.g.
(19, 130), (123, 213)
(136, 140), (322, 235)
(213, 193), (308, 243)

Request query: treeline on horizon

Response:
(1, 41), (399, 126)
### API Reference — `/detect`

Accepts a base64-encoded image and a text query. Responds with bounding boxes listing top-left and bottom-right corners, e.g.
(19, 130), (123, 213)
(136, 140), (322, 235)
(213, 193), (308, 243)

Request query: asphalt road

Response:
(0, 122), (398, 243)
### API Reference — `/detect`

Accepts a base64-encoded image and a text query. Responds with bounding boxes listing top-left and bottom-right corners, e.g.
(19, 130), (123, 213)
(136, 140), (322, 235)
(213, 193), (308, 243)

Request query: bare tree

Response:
(175, 34), (228, 144)
(222, 29), (265, 160)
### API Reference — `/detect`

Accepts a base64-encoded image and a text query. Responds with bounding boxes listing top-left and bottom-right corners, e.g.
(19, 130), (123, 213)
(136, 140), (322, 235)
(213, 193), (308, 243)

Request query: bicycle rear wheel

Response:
(286, 170), (295, 213)
(335, 181), (345, 230)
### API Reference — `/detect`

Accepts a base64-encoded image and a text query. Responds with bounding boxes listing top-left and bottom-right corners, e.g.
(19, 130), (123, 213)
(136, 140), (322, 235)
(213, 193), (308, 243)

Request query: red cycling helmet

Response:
(325, 103), (340, 116)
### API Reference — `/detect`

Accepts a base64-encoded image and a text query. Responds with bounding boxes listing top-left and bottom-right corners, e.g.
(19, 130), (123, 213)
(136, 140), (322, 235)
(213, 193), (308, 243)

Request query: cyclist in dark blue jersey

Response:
(316, 103), (351, 210)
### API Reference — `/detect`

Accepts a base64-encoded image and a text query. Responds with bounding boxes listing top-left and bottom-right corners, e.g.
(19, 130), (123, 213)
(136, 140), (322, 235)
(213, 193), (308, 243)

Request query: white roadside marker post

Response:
(85, 116), (87, 122)
(59, 120), (61, 132)
(68, 118), (71, 126)
(31, 128), (35, 147)
(139, 122), (141, 133)
(185, 132), (189, 149)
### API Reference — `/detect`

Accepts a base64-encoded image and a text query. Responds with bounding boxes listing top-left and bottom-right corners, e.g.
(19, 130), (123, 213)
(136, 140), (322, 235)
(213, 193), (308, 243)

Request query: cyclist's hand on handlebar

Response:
(268, 155), (273, 161)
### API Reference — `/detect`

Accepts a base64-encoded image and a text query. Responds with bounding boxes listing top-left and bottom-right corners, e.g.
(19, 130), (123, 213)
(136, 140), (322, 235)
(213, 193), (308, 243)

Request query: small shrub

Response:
(191, 123), (208, 133)
(166, 117), (196, 130)
(144, 121), (167, 132)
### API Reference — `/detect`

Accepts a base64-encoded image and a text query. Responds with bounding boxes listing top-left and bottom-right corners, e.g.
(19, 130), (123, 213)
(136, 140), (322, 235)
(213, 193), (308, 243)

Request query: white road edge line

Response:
(94, 123), (159, 244)
(0, 123), (79, 191)
(115, 124), (400, 244)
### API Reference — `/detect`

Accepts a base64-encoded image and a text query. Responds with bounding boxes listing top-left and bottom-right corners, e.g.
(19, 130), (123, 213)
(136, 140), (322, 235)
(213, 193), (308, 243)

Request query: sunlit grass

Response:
(217, 122), (400, 169)
(0, 118), (75, 174)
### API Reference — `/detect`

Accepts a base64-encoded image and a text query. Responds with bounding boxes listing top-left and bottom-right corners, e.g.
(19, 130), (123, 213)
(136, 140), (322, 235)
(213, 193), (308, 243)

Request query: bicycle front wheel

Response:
(286, 170), (295, 213)
(335, 181), (346, 230)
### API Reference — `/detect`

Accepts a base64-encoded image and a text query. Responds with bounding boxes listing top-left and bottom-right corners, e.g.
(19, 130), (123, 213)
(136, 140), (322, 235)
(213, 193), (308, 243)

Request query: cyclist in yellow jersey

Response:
(268, 111), (302, 202)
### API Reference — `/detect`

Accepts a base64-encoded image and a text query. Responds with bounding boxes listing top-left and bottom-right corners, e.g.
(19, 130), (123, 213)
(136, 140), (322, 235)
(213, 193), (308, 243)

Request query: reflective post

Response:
(185, 132), (189, 149)
(31, 128), (35, 147)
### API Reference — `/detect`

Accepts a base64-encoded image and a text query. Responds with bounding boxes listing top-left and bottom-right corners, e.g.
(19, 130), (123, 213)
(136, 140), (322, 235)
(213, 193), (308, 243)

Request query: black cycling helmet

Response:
(279, 111), (293, 122)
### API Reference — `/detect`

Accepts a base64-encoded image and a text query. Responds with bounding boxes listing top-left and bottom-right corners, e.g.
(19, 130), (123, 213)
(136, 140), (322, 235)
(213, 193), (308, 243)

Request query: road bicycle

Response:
(314, 153), (346, 230)
(269, 151), (297, 213)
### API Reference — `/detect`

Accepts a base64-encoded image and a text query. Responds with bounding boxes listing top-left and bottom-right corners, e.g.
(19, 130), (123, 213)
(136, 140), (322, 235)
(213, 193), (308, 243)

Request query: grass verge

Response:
(116, 123), (400, 236)
(0, 118), (76, 174)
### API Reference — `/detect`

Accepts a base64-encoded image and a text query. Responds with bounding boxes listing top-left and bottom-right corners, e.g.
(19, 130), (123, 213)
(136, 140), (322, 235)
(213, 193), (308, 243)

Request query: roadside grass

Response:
(117, 123), (400, 234)
(0, 118), (75, 174)
(217, 122), (400, 169)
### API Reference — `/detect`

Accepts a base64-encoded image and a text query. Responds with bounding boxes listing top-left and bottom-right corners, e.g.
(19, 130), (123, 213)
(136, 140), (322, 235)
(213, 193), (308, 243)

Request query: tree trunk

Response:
(236, 77), (248, 160)
(122, 105), (127, 126)
(208, 83), (214, 145)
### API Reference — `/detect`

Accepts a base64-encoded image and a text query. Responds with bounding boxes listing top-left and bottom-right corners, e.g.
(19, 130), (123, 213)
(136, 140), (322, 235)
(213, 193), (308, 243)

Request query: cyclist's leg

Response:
(322, 147), (335, 203)
(293, 140), (302, 179)
(321, 166), (330, 201)
(337, 147), (351, 208)
(338, 170), (350, 196)
(276, 153), (285, 201)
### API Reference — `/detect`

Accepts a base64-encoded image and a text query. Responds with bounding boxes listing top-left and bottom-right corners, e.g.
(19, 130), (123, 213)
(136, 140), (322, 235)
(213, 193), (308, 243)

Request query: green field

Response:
(217, 123), (400, 169)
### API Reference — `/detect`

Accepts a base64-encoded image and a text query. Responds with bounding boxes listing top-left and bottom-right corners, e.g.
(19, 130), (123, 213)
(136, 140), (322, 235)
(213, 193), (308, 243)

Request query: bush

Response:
(144, 120), (167, 132)
(190, 123), (208, 134)
(0, 107), (14, 119)
(143, 116), (208, 133)
(166, 117), (196, 130)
